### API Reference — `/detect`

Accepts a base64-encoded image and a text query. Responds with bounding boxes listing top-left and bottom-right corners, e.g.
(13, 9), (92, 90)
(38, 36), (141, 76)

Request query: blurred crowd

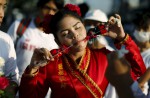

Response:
(0, 0), (150, 98)
(0, 0), (150, 33)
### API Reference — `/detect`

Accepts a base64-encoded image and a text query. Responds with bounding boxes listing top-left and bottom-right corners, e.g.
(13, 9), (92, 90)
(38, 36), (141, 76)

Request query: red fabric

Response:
(19, 36), (146, 98)
(20, 48), (108, 98)
(124, 36), (146, 80)
(42, 15), (53, 33)
(114, 36), (146, 80)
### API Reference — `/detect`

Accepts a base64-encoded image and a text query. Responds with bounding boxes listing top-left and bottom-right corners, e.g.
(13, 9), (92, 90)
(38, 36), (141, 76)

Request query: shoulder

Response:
(8, 18), (32, 30)
(0, 31), (13, 43)
(0, 31), (14, 52)
(7, 19), (22, 33)
(11, 19), (22, 26)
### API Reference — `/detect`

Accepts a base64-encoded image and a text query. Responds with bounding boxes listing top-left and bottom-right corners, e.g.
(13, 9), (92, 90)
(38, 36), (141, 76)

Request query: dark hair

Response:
(78, 3), (89, 18)
(37, 0), (64, 9)
(50, 8), (83, 39)
(133, 9), (150, 31)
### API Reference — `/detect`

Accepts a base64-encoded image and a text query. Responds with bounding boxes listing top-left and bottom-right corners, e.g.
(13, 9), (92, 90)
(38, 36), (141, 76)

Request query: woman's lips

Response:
(73, 37), (88, 45)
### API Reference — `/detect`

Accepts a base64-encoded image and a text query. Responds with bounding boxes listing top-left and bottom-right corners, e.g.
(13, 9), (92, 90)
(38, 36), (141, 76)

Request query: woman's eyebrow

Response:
(73, 22), (80, 27)
(60, 22), (81, 33)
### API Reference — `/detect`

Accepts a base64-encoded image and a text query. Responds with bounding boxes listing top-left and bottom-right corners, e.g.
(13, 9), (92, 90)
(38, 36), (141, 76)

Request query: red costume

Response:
(19, 35), (146, 98)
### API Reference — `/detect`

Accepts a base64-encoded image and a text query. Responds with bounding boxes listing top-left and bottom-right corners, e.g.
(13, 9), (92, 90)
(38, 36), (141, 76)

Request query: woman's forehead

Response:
(58, 16), (81, 29)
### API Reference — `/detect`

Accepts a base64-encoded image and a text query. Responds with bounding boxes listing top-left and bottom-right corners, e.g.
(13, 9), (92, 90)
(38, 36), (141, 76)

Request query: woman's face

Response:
(56, 16), (87, 52)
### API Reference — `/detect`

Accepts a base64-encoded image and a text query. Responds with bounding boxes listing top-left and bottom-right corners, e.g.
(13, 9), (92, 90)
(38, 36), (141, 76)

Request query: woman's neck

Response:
(68, 48), (86, 62)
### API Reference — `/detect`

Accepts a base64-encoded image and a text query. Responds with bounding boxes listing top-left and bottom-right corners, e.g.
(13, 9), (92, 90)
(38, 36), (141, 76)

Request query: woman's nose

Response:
(71, 31), (79, 39)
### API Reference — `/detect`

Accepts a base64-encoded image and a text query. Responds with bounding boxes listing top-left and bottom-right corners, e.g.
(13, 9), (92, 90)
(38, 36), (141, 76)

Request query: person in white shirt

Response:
(133, 10), (150, 69)
(7, 0), (64, 81)
(7, 0), (64, 98)
(133, 10), (150, 95)
(0, 0), (19, 97)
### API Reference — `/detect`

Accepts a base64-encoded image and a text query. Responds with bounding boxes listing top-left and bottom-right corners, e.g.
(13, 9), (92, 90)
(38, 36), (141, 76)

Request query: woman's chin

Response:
(72, 43), (87, 52)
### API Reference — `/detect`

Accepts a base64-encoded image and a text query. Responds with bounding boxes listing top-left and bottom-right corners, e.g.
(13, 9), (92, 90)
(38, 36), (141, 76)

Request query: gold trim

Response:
(77, 49), (86, 69)
(63, 48), (103, 98)
(78, 68), (103, 96)
(65, 58), (99, 98)
(118, 33), (129, 45)
(78, 48), (91, 75)
(58, 63), (66, 88)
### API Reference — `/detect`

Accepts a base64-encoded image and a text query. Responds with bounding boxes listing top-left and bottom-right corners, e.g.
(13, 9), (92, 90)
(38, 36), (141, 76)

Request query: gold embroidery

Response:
(78, 69), (103, 96)
(79, 48), (91, 75)
(118, 33), (129, 45)
(58, 64), (63, 70)
(58, 63), (66, 88)
(64, 48), (103, 98)
(77, 49), (86, 69)
(58, 71), (64, 75)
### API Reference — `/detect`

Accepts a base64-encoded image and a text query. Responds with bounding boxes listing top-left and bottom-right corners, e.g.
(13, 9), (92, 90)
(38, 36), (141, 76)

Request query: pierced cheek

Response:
(79, 32), (86, 38)
(61, 40), (72, 46)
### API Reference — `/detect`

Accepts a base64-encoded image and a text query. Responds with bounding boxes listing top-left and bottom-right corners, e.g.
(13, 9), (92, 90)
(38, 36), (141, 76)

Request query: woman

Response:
(19, 4), (146, 98)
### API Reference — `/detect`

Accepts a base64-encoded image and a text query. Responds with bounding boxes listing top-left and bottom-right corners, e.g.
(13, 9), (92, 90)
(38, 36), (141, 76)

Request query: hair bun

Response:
(64, 4), (81, 16)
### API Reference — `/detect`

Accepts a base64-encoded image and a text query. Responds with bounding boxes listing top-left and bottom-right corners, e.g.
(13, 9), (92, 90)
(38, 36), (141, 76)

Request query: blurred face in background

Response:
(0, 0), (7, 26)
(84, 19), (101, 27)
(41, 1), (58, 16)
(133, 13), (150, 46)
(133, 22), (150, 44)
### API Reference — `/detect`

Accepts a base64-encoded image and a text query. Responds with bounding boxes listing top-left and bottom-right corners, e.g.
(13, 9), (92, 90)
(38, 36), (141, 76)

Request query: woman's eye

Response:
(75, 26), (80, 30)
(62, 33), (67, 37)
(61, 31), (70, 37)
(3, 5), (7, 10)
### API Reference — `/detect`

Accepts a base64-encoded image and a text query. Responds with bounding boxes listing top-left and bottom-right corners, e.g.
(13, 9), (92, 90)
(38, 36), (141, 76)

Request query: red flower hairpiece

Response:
(64, 4), (81, 16)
